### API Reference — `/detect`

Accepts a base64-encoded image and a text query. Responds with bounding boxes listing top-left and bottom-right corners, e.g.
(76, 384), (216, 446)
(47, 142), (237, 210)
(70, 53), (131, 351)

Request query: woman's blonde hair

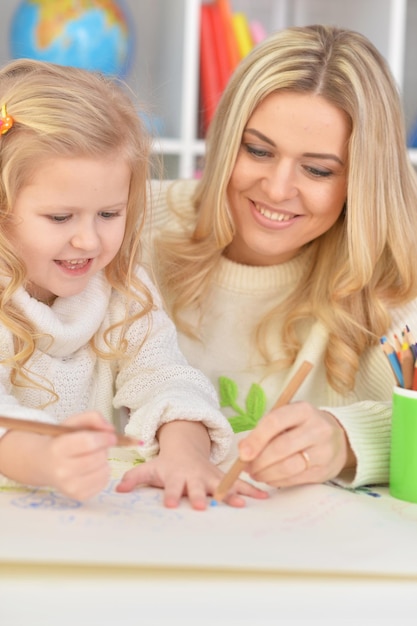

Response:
(0, 59), (154, 399)
(156, 24), (417, 393)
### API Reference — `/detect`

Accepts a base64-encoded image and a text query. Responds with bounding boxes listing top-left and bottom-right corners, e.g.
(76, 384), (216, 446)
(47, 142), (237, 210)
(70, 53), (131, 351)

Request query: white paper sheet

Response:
(1, 448), (417, 577)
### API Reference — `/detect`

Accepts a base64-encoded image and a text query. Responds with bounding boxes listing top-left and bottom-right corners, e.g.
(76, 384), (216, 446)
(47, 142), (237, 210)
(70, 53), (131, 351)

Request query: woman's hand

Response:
(237, 402), (356, 488)
(0, 411), (117, 501)
(116, 420), (269, 510)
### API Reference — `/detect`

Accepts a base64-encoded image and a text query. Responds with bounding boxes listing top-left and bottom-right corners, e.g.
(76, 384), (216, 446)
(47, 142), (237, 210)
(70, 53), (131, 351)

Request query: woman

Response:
(147, 24), (417, 492)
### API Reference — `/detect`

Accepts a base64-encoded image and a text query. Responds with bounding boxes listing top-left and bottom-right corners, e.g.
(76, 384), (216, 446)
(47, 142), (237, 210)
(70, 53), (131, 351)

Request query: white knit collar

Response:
(12, 272), (112, 357)
(216, 246), (313, 292)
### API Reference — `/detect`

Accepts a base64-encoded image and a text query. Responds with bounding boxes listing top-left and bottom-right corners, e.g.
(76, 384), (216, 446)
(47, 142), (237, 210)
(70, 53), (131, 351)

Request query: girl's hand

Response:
(237, 402), (356, 488)
(116, 420), (269, 510)
(0, 411), (117, 501)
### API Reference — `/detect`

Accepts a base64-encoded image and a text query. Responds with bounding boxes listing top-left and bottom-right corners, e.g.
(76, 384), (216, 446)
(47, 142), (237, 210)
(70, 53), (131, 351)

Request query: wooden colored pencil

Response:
(400, 341), (414, 389)
(393, 334), (402, 359)
(0, 416), (139, 447)
(213, 360), (313, 503)
(413, 359), (417, 392)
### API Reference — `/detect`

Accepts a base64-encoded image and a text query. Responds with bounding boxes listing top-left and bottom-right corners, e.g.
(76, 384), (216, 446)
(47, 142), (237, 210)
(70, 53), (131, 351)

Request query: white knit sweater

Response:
(0, 267), (232, 464)
(146, 178), (417, 487)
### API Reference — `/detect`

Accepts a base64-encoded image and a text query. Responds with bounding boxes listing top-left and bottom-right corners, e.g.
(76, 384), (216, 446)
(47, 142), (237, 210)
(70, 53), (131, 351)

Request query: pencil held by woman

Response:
(213, 361), (313, 502)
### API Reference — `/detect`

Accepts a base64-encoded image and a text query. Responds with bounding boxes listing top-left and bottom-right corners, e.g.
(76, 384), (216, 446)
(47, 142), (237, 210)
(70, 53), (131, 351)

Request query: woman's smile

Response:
(226, 91), (348, 267)
(252, 200), (300, 224)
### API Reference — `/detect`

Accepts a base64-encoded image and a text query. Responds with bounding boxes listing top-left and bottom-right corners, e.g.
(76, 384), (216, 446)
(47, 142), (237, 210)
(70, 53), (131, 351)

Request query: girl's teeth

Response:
(60, 259), (89, 269)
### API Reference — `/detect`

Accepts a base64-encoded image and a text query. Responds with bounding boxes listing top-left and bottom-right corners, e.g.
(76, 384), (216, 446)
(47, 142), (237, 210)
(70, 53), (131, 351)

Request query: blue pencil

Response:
(380, 336), (404, 387)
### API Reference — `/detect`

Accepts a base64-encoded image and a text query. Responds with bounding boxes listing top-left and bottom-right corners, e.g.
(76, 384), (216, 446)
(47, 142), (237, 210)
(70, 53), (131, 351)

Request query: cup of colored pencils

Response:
(390, 385), (417, 503)
(383, 325), (417, 503)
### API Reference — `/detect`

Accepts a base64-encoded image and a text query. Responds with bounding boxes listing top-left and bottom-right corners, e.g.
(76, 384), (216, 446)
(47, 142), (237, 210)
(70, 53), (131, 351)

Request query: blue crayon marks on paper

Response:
(210, 499), (218, 507)
(327, 481), (382, 498)
(355, 486), (381, 498)
(11, 489), (81, 510)
(348, 485), (382, 498)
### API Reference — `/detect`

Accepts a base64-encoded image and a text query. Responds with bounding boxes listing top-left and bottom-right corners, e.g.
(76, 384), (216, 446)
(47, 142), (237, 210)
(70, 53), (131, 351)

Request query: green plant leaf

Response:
(245, 383), (267, 425)
(228, 415), (255, 434)
(219, 376), (239, 407)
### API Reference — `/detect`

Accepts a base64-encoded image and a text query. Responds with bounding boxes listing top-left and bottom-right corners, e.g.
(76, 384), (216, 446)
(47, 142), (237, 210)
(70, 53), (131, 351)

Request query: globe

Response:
(9, 0), (134, 78)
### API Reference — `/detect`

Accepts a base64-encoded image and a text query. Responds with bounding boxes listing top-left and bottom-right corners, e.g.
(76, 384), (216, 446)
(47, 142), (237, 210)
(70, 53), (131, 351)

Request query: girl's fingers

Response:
(53, 429), (117, 457)
(52, 449), (111, 501)
(63, 411), (116, 433)
(219, 492), (247, 508)
(234, 477), (269, 499)
(172, 478), (207, 510)
(212, 476), (269, 508)
(116, 464), (158, 493)
(60, 465), (111, 501)
(116, 459), (270, 510)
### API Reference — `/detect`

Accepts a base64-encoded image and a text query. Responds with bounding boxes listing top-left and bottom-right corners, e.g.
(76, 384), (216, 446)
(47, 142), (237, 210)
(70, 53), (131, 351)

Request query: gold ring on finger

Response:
(300, 449), (311, 471)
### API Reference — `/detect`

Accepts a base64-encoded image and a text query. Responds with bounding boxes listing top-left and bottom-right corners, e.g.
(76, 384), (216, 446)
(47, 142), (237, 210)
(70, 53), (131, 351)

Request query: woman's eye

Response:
(245, 144), (272, 158)
(305, 166), (332, 178)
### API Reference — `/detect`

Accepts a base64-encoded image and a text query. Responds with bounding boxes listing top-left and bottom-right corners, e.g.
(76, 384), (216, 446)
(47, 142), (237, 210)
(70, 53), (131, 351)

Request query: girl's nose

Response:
(70, 223), (100, 250)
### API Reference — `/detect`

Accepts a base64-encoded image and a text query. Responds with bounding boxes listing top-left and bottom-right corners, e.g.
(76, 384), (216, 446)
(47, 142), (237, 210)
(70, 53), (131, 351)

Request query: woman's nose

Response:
(261, 160), (298, 202)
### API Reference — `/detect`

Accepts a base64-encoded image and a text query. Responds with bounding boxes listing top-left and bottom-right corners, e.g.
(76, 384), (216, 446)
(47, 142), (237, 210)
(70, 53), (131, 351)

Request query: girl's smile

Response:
(7, 156), (130, 304)
(54, 258), (94, 276)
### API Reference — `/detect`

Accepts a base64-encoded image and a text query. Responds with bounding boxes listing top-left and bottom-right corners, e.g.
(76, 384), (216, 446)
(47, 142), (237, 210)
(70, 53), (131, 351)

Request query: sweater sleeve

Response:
(112, 267), (233, 465)
(0, 331), (55, 439)
(320, 401), (391, 488)
(0, 395), (55, 439)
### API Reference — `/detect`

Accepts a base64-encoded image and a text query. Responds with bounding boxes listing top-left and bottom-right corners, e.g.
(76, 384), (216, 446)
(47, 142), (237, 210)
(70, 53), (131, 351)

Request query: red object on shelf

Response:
(199, 0), (246, 136)
(216, 0), (240, 71)
(210, 3), (233, 91)
(199, 3), (223, 135)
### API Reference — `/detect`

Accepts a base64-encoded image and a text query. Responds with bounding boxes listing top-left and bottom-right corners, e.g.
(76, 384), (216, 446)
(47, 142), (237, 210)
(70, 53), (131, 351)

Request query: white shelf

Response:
(1, 0), (417, 178)
(409, 149), (417, 166)
(148, 0), (417, 178)
(154, 138), (205, 156)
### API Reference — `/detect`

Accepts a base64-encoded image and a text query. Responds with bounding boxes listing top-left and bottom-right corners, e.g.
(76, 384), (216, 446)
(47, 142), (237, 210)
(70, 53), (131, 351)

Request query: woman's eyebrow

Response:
(303, 151), (344, 165)
(244, 128), (344, 165)
(244, 128), (275, 147)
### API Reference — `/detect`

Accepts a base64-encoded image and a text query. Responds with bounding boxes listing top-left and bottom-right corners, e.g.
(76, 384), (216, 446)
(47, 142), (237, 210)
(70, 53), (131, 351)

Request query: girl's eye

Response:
(244, 144), (272, 158)
(48, 215), (70, 223)
(99, 211), (120, 219)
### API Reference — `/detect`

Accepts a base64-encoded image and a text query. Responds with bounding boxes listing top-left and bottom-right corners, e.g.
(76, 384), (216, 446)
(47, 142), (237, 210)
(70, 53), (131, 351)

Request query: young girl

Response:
(0, 58), (265, 508)
(144, 25), (417, 494)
